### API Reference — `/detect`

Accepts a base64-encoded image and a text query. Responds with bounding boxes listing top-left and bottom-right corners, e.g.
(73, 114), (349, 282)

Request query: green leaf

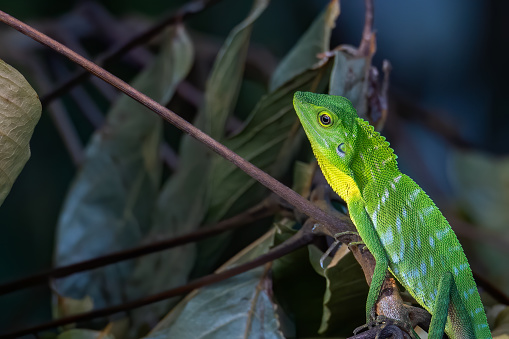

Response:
(269, 0), (339, 92)
(201, 0), (269, 139)
(154, 0), (269, 280)
(0, 59), (41, 206)
(193, 0), (337, 275)
(146, 230), (285, 339)
(308, 246), (368, 336)
(53, 25), (193, 316)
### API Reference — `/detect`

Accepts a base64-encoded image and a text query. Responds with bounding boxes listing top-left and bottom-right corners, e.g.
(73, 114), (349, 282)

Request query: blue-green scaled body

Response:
(293, 91), (491, 338)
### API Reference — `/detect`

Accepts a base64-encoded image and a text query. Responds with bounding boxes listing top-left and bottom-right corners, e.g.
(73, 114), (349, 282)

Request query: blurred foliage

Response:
(0, 0), (508, 338)
(450, 150), (509, 297)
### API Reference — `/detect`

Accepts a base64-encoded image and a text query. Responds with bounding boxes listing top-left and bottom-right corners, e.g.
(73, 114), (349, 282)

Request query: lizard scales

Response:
(293, 91), (491, 338)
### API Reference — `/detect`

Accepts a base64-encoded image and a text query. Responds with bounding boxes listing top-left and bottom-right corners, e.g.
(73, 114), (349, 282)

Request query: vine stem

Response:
(0, 10), (348, 236)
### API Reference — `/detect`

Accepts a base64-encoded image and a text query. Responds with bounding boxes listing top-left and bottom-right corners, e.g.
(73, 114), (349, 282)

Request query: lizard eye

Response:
(318, 112), (333, 127)
(336, 143), (346, 157)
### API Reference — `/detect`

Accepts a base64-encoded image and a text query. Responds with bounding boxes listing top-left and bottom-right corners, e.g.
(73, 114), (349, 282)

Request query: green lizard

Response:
(293, 91), (491, 338)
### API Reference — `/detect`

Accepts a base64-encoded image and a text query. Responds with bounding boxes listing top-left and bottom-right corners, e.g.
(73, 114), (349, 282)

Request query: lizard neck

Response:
(349, 118), (399, 193)
(312, 118), (399, 204)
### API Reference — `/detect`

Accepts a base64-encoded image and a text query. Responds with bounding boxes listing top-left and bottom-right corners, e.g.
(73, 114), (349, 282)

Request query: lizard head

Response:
(293, 91), (359, 176)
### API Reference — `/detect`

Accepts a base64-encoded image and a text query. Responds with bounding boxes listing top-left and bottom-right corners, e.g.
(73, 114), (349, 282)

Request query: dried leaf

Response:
(329, 48), (371, 119)
(493, 306), (509, 337)
(0, 59), (41, 206)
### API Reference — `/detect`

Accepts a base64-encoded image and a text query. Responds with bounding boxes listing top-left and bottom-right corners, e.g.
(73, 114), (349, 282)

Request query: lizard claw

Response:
(320, 238), (341, 268)
(354, 316), (413, 339)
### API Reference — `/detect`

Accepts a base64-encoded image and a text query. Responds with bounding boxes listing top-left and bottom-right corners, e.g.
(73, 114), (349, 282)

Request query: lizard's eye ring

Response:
(337, 143), (346, 157)
(318, 112), (333, 127)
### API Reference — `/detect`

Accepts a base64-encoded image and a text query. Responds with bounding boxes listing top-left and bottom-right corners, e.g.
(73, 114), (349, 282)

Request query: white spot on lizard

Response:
(396, 216), (402, 232)
(422, 205), (435, 216)
(435, 228), (450, 240)
(409, 188), (420, 201)
(399, 239), (405, 261)
(381, 228), (394, 245)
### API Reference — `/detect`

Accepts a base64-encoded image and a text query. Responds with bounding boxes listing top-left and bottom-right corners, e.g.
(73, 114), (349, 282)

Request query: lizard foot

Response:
(333, 230), (360, 239)
(320, 231), (363, 268)
(333, 230), (366, 251)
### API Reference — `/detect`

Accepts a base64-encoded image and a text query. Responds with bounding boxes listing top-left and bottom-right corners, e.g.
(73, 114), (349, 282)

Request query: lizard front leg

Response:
(347, 195), (390, 322)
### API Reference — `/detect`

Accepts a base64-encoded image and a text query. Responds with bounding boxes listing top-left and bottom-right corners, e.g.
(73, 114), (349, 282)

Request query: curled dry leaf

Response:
(0, 59), (41, 206)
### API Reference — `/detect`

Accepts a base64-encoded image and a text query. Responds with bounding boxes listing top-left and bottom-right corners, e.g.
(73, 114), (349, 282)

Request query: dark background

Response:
(0, 0), (506, 332)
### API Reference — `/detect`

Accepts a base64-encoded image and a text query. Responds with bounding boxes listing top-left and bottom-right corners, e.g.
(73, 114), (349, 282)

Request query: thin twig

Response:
(0, 227), (315, 339)
(0, 198), (279, 296)
(40, 0), (222, 106)
(358, 0), (374, 57)
(0, 8), (350, 241)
